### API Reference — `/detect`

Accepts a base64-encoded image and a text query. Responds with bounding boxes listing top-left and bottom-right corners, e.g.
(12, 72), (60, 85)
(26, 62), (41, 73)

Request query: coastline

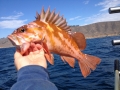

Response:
(0, 21), (120, 48)
(0, 46), (14, 49)
(86, 34), (120, 39)
(0, 35), (120, 48)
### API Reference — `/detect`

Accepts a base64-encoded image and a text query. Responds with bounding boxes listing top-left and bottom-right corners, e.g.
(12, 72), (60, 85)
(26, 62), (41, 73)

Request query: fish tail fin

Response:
(78, 54), (101, 78)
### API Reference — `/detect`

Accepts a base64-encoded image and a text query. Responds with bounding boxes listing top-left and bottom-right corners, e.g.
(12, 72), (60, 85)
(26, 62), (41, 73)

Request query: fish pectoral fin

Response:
(19, 43), (30, 55)
(60, 56), (75, 68)
(71, 32), (86, 51)
(45, 54), (54, 65)
(42, 42), (54, 65)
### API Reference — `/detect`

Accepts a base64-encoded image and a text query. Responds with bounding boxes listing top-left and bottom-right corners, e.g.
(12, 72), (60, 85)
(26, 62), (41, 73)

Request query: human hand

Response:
(14, 43), (47, 71)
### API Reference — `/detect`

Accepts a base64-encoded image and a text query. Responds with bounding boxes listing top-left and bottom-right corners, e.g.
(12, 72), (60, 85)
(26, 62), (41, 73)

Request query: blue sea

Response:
(0, 36), (120, 90)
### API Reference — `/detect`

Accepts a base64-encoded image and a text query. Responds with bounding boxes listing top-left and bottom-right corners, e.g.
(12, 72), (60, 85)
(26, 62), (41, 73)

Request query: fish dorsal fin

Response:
(60, 56), (75, 68)
(71, 32), (86, 50)
(40, 7), (45, 21)
(36, 12), (40, 20)
(35, 7), (71, 32)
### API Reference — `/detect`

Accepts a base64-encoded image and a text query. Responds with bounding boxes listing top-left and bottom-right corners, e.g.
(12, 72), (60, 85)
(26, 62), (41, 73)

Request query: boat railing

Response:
(109, 6), (120, 90)
(109, 6), (120, 14)
(112, 39), (120, 90)
(112, 40), (120, 90)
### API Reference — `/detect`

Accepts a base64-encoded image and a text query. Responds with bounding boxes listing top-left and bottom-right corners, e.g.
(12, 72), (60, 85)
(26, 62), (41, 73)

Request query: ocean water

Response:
(0, 36), (120, 90)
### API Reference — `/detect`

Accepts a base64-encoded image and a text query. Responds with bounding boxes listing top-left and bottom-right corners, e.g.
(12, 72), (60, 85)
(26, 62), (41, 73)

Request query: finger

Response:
(33, 48), (44, 54)
(30, 43), (38, 52)
(36, 44), (42, 50)
(33, 47), (38, 52)
(30, 42), (36, 48)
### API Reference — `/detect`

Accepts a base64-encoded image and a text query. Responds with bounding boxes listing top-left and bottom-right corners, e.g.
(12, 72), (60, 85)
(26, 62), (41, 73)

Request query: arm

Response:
(10, 43), (58, 90)
(10, 65), (57, 90)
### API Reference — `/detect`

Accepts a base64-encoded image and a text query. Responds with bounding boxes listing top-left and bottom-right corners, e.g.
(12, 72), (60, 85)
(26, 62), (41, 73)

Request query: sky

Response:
(0, 0), (120, 38)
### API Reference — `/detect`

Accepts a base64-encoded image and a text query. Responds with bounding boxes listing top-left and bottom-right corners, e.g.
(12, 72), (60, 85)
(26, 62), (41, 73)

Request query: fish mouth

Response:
(7, 35), (30, 54)
(7, 34), (27, 46)
(8, 35), (18, 46)
(7, 34), (45, 55)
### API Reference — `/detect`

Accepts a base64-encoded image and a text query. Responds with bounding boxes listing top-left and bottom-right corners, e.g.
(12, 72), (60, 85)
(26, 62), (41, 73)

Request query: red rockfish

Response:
(8, 7), (101, 78)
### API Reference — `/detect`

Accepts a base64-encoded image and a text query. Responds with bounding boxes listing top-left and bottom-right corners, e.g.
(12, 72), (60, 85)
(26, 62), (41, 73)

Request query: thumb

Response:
(14, 51), (22, 59)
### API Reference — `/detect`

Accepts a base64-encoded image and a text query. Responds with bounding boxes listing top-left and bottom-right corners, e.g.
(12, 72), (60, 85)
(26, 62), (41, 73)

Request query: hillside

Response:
(70, 21), (120, 38)
(0, 21), (120, 48)
(0, 38), (13, 48)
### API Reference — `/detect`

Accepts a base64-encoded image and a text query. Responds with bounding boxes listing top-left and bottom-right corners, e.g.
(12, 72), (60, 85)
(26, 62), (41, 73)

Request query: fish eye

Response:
(20, 28), (26, 33)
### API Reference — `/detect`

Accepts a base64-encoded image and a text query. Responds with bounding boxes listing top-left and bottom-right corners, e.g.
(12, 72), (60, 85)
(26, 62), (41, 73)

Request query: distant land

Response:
(70, 21), (120, 39)
(0, 21), (120, 48)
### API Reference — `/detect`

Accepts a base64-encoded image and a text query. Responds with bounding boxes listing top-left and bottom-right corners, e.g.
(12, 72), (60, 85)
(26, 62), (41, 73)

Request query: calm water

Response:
(0, 36), (120, 90)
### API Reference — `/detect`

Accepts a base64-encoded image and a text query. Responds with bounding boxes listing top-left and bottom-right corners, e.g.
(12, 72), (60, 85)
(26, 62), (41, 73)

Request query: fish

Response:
(7, 7), (101, 78)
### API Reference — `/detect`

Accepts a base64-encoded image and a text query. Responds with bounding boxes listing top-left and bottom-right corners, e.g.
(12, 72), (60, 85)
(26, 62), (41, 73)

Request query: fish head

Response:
(7, 21), (46, 46)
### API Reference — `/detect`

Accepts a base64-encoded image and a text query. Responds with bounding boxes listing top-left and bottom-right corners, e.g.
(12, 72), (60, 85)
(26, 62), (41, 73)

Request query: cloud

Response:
(0, 12), (24, 20)
(95, 0), (120, 11)
(69, 16), (81, 21)
(83, 0), (120, 25)
(83, 0), (89, 5)
(0, 12), (27, 29)
(0, 19), (27, 29)
(85, 12), (120, 23)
